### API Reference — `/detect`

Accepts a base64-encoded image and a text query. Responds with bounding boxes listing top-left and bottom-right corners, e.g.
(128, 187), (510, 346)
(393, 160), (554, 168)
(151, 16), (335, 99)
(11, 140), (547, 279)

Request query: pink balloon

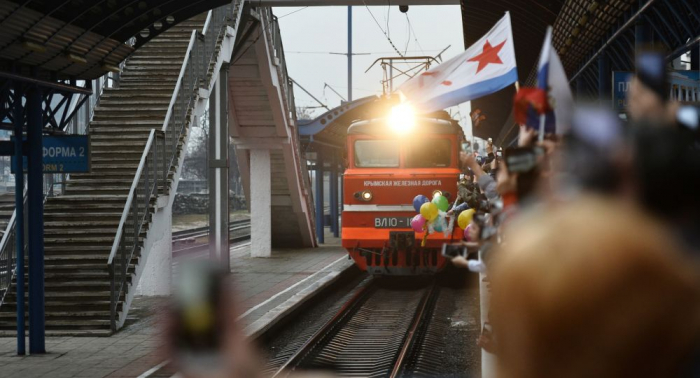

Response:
(411, 214), (426, 232)
(463, 224), (471, 241)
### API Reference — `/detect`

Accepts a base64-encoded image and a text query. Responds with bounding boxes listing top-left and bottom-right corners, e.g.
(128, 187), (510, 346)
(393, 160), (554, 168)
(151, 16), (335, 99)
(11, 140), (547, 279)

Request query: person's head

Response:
(491, 196), (700, 378)
(627, 50), (669, 123)
(627, 76), (668, 123)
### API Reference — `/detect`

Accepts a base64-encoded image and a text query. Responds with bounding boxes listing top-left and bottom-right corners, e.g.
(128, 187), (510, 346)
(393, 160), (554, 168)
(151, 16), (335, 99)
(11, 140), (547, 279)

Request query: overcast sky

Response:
(273, 5), (476, 138)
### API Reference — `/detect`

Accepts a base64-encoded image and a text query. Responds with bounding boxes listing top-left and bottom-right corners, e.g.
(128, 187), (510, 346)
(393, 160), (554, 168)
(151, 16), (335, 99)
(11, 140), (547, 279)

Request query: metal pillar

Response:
(576, 76), (586, 100)
(635, 0), (652, 51)
(598, 53), (611, 107)
(26, 86), (44, 354)
(208, 68), (230, 267)
(315, 152), (324, 244)
(250, 149), (271, 258)
(347, 6), (353, 102)
(13, 83), (25, 355)
(330, 154), (339, 238)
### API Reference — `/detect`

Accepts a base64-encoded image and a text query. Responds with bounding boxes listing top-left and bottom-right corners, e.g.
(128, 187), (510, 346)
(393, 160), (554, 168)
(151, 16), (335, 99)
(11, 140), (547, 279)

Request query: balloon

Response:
(420, 202), (438, 221)
(458, 208), (476, 229)
(433, 219), (443, 232)
(411, 215), (426, 232)
(463, 224), (471, 241)
(412, 195), (430, 213)
(432, 194), (449, 212)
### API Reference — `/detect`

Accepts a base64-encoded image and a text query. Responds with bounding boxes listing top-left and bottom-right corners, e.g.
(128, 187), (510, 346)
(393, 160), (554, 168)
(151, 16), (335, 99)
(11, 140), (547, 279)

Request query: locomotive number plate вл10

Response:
(374, 217), (412, 228)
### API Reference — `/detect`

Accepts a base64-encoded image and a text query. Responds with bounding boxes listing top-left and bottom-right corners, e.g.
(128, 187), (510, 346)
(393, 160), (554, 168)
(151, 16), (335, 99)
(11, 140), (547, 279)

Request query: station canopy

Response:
(0, 0), (230, 81)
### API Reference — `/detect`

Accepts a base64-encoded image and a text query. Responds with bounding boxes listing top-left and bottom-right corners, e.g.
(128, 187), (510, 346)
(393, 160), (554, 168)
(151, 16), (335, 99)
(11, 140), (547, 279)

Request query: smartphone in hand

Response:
(442, 243), (467, 259)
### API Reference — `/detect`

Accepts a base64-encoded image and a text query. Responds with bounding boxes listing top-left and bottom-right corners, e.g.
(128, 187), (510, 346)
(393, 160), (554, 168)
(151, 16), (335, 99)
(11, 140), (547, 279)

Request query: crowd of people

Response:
(448, 51), (700, 377)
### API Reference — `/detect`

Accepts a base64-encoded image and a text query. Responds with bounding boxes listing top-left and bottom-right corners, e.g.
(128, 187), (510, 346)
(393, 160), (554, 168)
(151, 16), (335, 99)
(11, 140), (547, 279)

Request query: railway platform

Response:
(0, 231), (352, 378)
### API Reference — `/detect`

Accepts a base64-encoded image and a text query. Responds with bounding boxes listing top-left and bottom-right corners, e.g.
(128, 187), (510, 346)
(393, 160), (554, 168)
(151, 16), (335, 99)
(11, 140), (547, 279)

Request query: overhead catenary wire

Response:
(278, 6), (308, 19)
(361, 0), (404, 57)
(290, 77), (330, 111)
(405, 13), (425, 55)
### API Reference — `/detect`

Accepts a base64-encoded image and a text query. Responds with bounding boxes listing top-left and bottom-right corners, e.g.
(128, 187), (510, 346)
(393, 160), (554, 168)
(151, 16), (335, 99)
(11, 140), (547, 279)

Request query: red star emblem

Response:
(419, 71), (439, 88)
(467, 39), (506, 74)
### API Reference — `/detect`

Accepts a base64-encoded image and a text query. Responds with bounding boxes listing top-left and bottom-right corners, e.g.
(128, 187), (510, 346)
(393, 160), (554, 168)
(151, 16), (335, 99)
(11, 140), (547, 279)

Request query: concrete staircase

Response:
(0, 15), (207, 336)
(230, 15), (316, 248)
(0, 192), (14, 233)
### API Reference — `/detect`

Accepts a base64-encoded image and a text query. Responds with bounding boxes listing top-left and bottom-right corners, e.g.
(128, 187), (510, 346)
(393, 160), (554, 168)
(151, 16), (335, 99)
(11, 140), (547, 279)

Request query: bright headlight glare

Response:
(361, 190), (373, 201)
(432, 190), (443, 198)
(388, 103), (416, 135)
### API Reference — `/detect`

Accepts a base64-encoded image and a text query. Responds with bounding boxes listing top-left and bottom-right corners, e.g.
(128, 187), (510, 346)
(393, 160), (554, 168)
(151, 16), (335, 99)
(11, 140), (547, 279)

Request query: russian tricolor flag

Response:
(534, 26), (574, 135)
(399, 13), (518, 113)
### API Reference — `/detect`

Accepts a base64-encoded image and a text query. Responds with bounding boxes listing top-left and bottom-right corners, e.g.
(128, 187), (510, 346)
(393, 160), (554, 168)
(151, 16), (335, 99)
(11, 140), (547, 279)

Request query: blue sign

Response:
(612, 71), (633, 111)
(12, 135), (90, 173)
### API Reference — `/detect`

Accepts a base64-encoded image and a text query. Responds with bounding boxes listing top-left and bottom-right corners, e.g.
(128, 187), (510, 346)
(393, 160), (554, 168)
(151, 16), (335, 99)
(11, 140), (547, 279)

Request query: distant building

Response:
(669, 71), (699, 102)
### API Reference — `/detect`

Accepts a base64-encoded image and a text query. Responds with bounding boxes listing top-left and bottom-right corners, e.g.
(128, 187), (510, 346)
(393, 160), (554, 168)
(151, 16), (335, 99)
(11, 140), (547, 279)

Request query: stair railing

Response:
(107, 0), (244, 332)
(0, 189), (27, 308)
(259, 8), (317, 237)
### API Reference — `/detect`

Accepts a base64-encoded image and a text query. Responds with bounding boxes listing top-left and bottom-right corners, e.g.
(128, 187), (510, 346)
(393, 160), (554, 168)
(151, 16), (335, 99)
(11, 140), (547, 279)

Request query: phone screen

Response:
(461, 143), (472, 154)
(173, 262), (227, 371)
(505, 147), (538, 173)
(442, 243), (467, 258)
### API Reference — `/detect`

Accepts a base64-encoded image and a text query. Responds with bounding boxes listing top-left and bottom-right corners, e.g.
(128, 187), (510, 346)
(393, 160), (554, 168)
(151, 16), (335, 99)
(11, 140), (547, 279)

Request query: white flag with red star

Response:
(399, 12), (518, 113)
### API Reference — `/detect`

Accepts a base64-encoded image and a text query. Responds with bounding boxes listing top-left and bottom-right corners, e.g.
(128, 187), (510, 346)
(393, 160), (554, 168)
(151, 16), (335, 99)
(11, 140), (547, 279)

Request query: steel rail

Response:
(272, 281), (439, 377)
(172, 219), (251, 241)
(271, 281), (376, 377)
(389, 283), (438, 378)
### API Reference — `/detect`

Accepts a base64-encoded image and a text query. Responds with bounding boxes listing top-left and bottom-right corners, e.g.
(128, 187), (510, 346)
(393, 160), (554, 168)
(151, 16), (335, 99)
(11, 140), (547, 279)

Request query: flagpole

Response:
(538, 114), (545, 142)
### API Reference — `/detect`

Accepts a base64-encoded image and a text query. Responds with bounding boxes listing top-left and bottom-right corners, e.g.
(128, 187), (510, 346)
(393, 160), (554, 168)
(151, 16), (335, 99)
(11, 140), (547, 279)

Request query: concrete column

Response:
(209, 68), (230, 267)
(250, 149), (271, 257)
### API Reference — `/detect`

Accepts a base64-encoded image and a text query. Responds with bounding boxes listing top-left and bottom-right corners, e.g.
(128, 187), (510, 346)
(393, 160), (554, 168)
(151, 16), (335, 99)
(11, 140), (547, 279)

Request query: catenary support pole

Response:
(13, 83), (25, 355)
(209, 68), (230, 267)
(348, 6), (353, 102)
(315, 151), (324, 244)
(26, 85), (45, 354)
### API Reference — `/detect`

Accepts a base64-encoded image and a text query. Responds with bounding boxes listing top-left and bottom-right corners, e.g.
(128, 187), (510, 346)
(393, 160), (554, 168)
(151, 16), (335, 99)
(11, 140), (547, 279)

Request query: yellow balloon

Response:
(420, 202), (439, 221)
(458, 208), (476, 229)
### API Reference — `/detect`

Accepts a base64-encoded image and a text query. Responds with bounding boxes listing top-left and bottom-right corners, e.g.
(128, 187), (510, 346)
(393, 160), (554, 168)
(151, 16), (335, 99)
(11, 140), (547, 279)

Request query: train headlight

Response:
(388, 103), (416, 135)
(432, 190), (443, 198)
(354, 190), (373, 202)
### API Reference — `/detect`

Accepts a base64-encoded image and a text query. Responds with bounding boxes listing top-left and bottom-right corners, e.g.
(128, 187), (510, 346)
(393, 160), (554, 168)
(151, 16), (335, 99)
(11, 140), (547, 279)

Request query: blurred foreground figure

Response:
(490, 196), (700, 378)
(166, 261), (263, 378)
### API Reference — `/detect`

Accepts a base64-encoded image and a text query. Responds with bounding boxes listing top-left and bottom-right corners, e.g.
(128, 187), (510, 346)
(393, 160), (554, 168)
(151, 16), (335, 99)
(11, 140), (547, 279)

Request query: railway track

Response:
(172, 219), (251, 258)
(269, 278), (441, 377)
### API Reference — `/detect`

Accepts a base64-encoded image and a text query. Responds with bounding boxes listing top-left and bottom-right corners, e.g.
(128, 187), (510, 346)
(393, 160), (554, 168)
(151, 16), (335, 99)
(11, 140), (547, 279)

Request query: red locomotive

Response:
(342, 107), (463, 275)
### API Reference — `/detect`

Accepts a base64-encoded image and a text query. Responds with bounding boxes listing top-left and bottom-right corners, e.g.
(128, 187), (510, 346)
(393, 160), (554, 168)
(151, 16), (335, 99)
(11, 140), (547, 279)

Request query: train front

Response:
(342, 108), (463, 275)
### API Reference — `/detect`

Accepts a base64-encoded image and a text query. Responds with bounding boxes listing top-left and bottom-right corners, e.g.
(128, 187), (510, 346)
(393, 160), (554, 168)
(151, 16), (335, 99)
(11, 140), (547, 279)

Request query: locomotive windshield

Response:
(404, 138), (451, 168)
(354, 140), (400, 167)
